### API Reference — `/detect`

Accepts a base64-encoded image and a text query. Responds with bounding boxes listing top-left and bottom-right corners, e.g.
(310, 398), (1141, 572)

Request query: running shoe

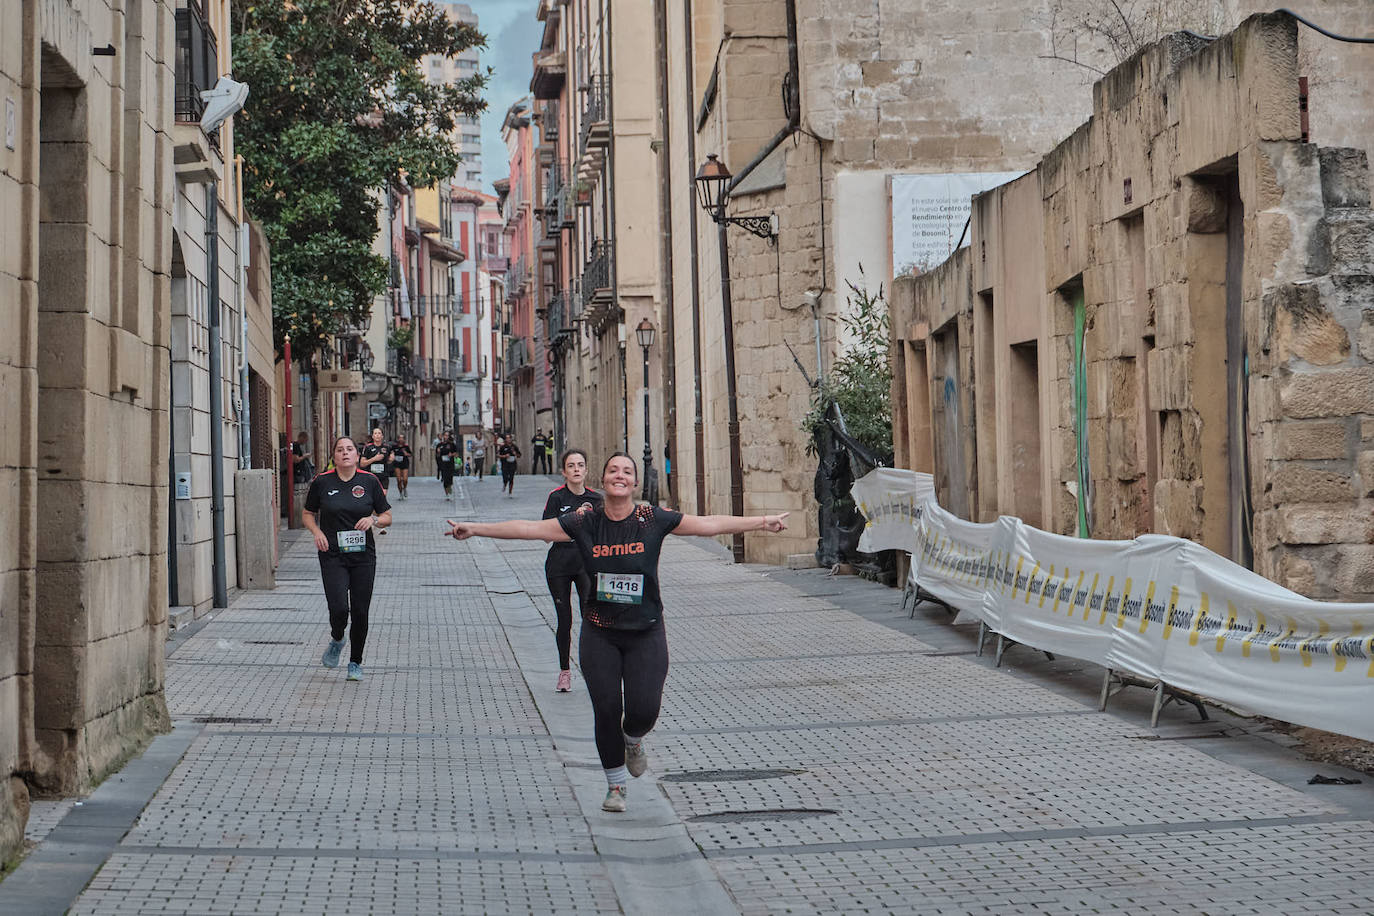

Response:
(321, 639), (345, 669)
(602, 785), (627, 812)
(556, 670), (572, 692)
(625, 739), (648, 778)
(347, 662), (363, 681)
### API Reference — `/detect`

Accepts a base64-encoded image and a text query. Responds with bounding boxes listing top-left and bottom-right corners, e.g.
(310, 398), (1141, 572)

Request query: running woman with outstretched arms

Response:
(446, 452), (788, 812)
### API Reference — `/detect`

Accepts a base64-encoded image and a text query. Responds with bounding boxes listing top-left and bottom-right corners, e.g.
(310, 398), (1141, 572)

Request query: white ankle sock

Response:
(605, 766), (629, 786)
(623, 732), (642, 748)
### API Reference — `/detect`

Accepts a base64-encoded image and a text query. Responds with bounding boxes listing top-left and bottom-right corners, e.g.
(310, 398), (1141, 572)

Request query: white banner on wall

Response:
(853, 468), (1374, 742)
(890, 172), (1024, 276)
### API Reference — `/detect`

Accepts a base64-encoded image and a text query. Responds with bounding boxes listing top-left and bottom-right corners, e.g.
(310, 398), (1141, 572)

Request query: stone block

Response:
(1333, 545), (1374, 595)
(1270, 464), (1354, 504)
(33, 643), (85, 731)
(1279, 367), (1374, 418)
(1318, 147), (1371, 209)
(1277, 551), (1316, 595)
(1269, 282), (1349, 366)
(1326, 211), (1374, 276)
(785, 553), (819, 570)
(1360, 309), (1374, 362)
(1154, 478), (1200, 540)
(1358, 450), (1374, 497)
(1274, 420), (1349, 461)
(1277, 505), (1374, 545)
(1146, 346), (1190, 411)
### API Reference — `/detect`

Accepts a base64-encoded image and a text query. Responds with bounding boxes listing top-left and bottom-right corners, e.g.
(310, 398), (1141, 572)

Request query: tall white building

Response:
(423, 2), (483, 187)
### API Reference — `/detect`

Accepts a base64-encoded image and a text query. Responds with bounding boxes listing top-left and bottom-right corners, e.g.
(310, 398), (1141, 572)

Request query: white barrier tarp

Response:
(852, 468), (934, 556)
(851, 468), (1374, 742)
(991, 521), (1140, 669)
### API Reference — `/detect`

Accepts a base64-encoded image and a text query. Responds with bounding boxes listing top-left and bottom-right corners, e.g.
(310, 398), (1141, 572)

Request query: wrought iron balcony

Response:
(579, 76), (610, 157)
(174, 0), (220, 151)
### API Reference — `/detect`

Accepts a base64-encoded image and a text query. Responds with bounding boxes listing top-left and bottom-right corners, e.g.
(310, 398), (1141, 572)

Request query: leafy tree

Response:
(803, 274), (893, 459)
(232, 0), (487, 354)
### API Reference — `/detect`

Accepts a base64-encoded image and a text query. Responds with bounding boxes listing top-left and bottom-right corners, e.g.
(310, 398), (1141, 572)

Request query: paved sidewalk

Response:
(6, 473), (1374, 914)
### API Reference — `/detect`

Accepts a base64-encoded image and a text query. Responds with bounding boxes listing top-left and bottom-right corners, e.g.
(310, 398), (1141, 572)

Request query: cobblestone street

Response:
(5, 474), (1374, 915)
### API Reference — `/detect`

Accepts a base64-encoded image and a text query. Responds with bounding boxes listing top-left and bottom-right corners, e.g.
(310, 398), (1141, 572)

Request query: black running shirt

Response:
(304, 470), (390, 557)
(391, 444), (412, 470)
(359, 443), (391, 479)
(498, 443), (520, 466)
(542, 486), (604, 575)
(557, 504), (683, 631)
(436, 441), (460, 470)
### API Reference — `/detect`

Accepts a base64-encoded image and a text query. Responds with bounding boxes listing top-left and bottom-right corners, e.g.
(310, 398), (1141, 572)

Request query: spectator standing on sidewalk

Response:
(446, 452), (788, 813)
(291, 431), (315, 483)
(541, 448), (602, 693)
(531, 430), (551, 475)
(303, 436), (392, 682)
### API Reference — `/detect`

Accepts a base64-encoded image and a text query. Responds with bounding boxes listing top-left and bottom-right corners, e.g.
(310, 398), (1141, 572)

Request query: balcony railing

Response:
(505, 337), (531, 372)
(543, 158), (563, 212)
(541, 99), (559, 143)
(579, 75), (609, 158)
(582, 239), (612, 298)
(174, 0), (220, 150)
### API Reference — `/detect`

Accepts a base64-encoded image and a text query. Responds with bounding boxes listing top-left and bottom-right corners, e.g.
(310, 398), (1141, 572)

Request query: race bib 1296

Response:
(596, 572), (644, 605)
(337, 530), (366, 553)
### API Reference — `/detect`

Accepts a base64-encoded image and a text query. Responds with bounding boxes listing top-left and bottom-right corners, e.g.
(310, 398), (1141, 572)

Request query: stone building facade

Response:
(660, 0), (1110, 563)
(891, 12), (1374, 602)
(2, 0), (176, 860)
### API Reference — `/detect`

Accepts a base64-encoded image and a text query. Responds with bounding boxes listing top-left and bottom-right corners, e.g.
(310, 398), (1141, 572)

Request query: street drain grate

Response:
(243, 640), (301, 646)
(193, 716), (274, 724)
(662, 768), (806, 783)
(688, 808), (838, 824)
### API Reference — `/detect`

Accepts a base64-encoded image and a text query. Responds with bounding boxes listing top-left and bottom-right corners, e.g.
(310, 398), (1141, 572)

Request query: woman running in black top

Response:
(542, 449), (603, 693)
(446, 452), (788, 813)
(391, 435), (413, 499)
(303, 436), (392, 681)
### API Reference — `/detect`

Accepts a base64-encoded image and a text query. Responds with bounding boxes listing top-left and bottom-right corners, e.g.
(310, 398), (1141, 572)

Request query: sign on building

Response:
(890, 172), (1024, 276)
(317, 369), (363, 392)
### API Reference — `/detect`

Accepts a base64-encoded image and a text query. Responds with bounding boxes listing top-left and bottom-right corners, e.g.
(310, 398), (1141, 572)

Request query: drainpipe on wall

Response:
(682, 0), (707, 515)
(206, 180), (228, 608)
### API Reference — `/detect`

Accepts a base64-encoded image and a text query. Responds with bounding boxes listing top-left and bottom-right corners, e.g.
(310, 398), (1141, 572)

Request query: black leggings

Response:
(579, 621), (669, 769)
(501, 462), (517, 489)
(440, 464), (455, 490)
(546, 569), (590, 669)
(319, 553), (376, 664)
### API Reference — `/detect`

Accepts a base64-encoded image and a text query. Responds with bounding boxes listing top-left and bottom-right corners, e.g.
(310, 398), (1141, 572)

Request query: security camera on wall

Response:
(200, 77), (250, 133)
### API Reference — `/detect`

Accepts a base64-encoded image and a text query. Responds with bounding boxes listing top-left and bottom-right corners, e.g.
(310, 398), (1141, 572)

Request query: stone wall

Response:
(1, 0), (175, 861)
(890, 13), (1374, 602)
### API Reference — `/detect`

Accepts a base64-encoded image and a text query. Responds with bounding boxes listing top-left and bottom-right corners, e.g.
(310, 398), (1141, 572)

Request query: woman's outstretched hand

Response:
(763, 513), (790, 532)
(446, 519), (473, 540)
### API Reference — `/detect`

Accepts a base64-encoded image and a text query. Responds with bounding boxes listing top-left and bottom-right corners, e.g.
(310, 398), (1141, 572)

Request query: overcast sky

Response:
(462, 0), (542, 193)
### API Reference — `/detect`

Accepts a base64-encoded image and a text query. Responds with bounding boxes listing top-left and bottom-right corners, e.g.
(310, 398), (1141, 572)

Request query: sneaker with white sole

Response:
(556, 670), (572, 692)
(321, 639), (345, 669)
(625, 740), (648, 778)
(602, 785), (627, 812)
(347, 662), (363, 681)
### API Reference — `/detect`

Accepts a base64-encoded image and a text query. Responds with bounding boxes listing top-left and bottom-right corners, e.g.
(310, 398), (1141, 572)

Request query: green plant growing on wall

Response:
(387, 324), (413, 354)
(802, 273), (893, 460)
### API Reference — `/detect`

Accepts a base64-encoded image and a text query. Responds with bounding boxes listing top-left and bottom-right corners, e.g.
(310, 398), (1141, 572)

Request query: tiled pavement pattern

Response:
(23, 473), (1374, 914)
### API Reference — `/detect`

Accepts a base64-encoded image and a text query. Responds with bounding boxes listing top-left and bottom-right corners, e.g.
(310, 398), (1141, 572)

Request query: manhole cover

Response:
(662, 768), (805, 783)
(243, 640), (301, 646)
(192, 716), (273, 724)
(688, 808), (838, 824)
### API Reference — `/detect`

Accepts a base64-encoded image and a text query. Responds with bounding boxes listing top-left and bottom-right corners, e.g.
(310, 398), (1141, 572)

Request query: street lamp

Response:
(636, 318), (658, 505)
(695, 154), (775, 562)
(358, 342), (375, 372)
